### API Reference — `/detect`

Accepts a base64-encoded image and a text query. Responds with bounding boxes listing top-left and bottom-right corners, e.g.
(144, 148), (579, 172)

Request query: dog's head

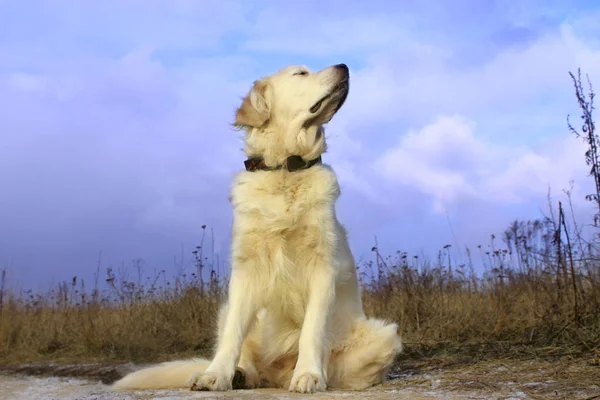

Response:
(233, 64), (349, 164)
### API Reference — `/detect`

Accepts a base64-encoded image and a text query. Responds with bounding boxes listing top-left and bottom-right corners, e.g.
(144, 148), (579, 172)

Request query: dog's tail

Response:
(112, 358), (210, 390)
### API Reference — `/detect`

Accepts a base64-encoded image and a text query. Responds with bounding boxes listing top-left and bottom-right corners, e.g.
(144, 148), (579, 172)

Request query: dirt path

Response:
(1, 356), (598, 400)
(0, 374), (496, 400)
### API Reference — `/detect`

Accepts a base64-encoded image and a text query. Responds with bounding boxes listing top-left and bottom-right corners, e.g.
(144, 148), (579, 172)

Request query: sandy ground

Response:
(1, 356), (598, 400)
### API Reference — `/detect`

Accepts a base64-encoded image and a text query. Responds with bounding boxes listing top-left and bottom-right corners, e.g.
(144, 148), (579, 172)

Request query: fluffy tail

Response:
(112, 358), (210, 390)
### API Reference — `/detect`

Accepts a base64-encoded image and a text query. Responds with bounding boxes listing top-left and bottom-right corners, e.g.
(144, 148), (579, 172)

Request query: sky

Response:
(1, 0), (600, 289)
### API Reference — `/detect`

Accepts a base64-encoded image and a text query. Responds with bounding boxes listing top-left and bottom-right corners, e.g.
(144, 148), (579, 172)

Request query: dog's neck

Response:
(242, 123), (327, 169)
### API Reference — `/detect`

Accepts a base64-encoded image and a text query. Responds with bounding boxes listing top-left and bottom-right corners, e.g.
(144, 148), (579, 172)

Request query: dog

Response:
(112, 63), (403, 394)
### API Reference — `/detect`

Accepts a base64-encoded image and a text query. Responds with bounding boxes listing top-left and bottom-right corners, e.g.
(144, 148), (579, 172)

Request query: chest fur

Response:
(229, 166), (341, 319)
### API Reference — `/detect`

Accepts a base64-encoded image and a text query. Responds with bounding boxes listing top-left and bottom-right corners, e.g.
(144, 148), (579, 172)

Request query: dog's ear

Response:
(233, 79), (271, 128)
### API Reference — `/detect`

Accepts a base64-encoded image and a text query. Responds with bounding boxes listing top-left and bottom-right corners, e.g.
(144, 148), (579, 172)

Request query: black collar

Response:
(244, 155), (322, 172)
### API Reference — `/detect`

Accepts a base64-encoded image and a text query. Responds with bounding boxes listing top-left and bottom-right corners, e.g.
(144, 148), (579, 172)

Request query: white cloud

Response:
(340, 21), (600, 133)
(375, 116), (481, 212)
(374, 114), (591, 213)
(483, 135), (592, 203)
(315, 12), (600, 219)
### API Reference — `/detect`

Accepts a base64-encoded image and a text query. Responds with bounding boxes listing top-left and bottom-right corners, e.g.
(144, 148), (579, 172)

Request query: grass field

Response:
(1, 200), (599, 368)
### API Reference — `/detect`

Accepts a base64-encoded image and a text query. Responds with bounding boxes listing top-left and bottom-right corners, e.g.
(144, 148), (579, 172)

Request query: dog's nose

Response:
(334, 63), (349, 79)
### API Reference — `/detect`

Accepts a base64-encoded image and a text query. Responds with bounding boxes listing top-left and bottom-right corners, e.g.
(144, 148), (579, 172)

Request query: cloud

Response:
(374, 116), (482, 212)
(0, 44), (251, 285)
(341, 23), (600, 133)
(374, 115), (590, 213)
(324, 8), (600, 217)
(0, 0), (248, 57)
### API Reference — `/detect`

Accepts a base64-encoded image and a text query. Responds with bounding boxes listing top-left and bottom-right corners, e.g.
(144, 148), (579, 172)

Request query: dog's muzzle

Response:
(310, 64), (350, 114)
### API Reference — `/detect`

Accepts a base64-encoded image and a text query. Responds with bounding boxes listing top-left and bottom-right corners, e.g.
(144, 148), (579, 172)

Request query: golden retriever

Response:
(113, 63), (402, 394)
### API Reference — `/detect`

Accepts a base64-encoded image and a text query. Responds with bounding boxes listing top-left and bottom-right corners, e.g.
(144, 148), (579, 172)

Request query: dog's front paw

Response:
(188, 370), (233, 391)
(289, 371), (326, 393)
(233, 366), (261, 389)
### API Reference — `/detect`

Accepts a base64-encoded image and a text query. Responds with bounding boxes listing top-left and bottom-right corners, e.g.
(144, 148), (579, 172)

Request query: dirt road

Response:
(0, 374), (504, 400)
(1, 356), (598, 400)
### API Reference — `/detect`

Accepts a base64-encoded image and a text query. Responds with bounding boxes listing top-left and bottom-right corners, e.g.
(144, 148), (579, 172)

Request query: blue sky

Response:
(1, 0), (600, 289)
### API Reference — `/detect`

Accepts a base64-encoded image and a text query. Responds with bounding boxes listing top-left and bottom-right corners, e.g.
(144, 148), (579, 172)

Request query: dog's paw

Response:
(233, 366), (261, 389)
(188, 371), (233, 391)
(289, 371), (326, 393)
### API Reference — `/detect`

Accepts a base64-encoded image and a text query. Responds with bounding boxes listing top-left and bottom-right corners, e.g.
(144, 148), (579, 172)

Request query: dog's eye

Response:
(294, 71), (308, 76)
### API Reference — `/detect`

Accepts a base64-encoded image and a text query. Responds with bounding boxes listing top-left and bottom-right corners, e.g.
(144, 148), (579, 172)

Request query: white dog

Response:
(113, 63), (402, 394)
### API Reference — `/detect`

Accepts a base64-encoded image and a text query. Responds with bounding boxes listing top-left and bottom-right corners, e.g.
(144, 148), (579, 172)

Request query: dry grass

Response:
(0, 233), (226, 363)
(385, 354), (600, 399)
(0, 202), (599, 368)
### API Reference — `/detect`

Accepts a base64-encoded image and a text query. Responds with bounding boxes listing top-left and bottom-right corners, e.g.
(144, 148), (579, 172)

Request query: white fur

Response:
(112, 64), (402, 394)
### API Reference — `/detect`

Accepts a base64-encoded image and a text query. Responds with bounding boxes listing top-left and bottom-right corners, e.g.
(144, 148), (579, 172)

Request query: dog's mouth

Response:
(309, 79), (349, 114)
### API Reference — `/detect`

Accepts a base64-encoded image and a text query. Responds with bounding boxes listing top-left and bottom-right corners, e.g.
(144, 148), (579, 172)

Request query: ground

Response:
(1, 355), (598, 400)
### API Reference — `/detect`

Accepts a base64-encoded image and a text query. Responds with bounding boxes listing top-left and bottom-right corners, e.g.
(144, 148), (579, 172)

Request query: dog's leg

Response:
(189, 270), (258, 391)
(289, 268), (335, 393)
(234, 334), (261, 389)
(211, 303), (261, 390)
